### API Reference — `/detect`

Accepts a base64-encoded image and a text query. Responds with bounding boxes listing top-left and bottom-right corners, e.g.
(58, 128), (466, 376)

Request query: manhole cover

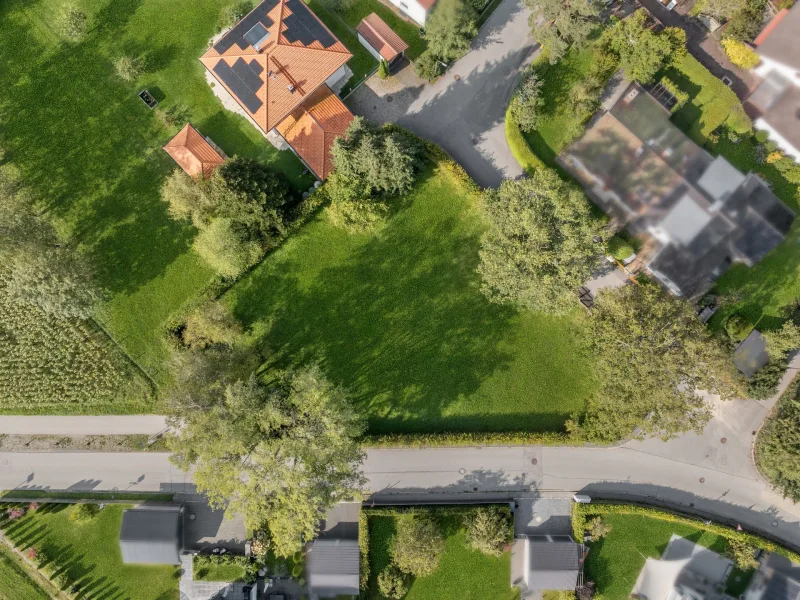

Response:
(531, 458), (538, 465)
(454, 74), (461, 81)
(459, 468), (466, 475)
(773, 520), (779, 527)
(473, 487), (478, 492)
(752, 431), (757, 435)
(699, 477), (705, 483)
(720, 437), (727, 444)
(386, 95), (393, 103)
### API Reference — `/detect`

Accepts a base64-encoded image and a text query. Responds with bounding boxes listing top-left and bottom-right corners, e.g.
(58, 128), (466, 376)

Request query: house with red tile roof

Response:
(163, 124), (226, 179)
(201, 0), (356, 178)
(357, 13), (409, 65)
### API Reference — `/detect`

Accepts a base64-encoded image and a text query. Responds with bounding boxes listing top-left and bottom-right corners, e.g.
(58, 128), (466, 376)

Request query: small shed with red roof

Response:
(163, 124), (226, 179)
(356, 13), (409, 65)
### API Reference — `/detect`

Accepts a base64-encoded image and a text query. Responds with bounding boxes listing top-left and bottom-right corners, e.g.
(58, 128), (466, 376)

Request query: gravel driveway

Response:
(346, 0), (538, 188)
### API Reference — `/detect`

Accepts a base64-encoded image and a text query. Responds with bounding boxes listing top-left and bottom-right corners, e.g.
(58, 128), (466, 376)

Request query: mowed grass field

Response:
(0, 0), (314, 388)
(227, 163), (595, 434)
(0, 503), (179, 600)
(0, 543), (50, 600)
(367, 514), (517, 600)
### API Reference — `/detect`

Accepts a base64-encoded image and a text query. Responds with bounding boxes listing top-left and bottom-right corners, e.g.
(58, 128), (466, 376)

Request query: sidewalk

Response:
(0, 416), (168, 435)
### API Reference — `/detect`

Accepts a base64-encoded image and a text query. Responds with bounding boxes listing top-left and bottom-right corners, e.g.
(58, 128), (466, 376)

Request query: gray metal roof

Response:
(527, 541), (581, 590)
(307, 539), (359, 598)
(119, 507), (182, 565)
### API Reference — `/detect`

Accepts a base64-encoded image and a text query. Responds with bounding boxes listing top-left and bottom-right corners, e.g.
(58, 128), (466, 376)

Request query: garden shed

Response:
(356, 13), (409, 65)
(119, 505), (183, 565)
(163, 123), (225, 179)
(306, 538), (359, 598)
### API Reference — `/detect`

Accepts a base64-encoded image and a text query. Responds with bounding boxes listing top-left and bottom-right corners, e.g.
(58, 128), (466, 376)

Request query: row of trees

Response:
(476, 170), (743, 442)
(161, 157), (293, 278)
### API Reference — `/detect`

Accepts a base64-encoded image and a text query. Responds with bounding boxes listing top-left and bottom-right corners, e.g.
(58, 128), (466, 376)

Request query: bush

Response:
(763, 321), (800, 360)
(113, 55), (143, 81)
(748, 360), (786, 400)
(587, 516), (611, 541)
(726, 0), (767, 42)
(59, 4), (87, 40)
(726, 313), (753, 342)
(6, 506), (25, 520)
(725, 538), (760, 570)
(194, 218), (262, 278)
(465, 507), (510, 556)
(391, 517), (444, 577)
(379, 59), (389, 80)
(606, 235), (635, 261)
(69, 503), (99, 523)
(722, 39), (760, 69)
(755, 130), (770, 143)
(414, 50), (442, 80)
(325, 195), (389, 233)
(378, 566), (408, 599)
(54, 572), (71, 590)
(510, 71), (544, 133)
(182, 300), (243, 349)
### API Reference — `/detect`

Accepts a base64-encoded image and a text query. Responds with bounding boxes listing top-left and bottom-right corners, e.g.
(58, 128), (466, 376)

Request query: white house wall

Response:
(357, 32), (384, 62)
(755, 55), (800, 85)
(385, 0), (428, 26)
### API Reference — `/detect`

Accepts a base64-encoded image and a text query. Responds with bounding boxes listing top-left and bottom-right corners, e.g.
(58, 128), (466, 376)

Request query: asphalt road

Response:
(396, 0), (538, 187)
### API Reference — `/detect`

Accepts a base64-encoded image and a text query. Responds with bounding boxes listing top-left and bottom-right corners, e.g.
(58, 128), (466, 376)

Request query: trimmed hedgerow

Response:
(360, 430), (582, 448)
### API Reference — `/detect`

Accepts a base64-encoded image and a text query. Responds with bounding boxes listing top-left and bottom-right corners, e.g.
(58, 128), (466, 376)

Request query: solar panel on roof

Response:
(213, 59), (264, 113)
(213, 0), (279, 53)
(282, 0), (337, 48)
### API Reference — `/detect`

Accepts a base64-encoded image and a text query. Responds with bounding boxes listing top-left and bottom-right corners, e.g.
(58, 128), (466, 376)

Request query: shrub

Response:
(587, 516), (611, 541)
(54, 572), (71, 590)
(606, 235), (635, 261)
(378, 566), (408, 599)
(725, 538), (760, 570)
(182, 300), (243, 350)
(755, 130), (770, 143)
(69, 503), (99, 523)
(767, 150), (784, 164)
(113, 55), (143, 81)
(414, 50), (442, 80)
(325, 194), (389, 234)
(763, 322), (800, 360)
(161, 169), (210, 226)
(722, 39), (760, 69)
(6, 506), (25, 520)
(27, 501), (40, 512)
(726, 0), (767, 42)
(465, 507), (510, 556)
(379, 59), (389, 80)
(748, 360), (786, 400)
(194, 218), (262, 278)
(510, 71), (544, 133)
(391, 517), (444, 577)
(59, 4), (87, 40)
(25, 548), (38, 561)
(726, 313), (752, 342)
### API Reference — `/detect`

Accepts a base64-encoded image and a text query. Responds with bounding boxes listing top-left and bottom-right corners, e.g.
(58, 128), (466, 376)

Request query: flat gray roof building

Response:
(525, 539), (583, 591)
(119, 505), (183, 565)
(307, 538), (359, 598)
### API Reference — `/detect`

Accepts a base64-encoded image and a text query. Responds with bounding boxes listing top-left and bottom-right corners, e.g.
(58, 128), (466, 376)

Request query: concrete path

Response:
(0, 415), (168, 435)
(346, 0), (538, 188)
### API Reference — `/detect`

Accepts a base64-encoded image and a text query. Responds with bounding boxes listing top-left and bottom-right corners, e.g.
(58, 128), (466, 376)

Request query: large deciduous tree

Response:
(602, 10), (686, 83)
(424, 0), (477, 62)
(569, 283), (742, 443)
(477, 170), (602, 314)
(168, 365), (366, 557)
(525, 0), (601, 64)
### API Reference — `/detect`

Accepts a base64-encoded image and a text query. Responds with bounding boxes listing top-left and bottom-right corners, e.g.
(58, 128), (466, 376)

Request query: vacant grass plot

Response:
(0, 543), (50, 600)
(227, 163), (594, 435)
(0, 503), (178, 600)
(0, 0), (315, 391)
(583, 513), (748, 600)
(367, 512), (517, 600)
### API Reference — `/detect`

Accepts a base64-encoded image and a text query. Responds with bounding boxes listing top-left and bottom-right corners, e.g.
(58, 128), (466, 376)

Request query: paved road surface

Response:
(0, 415), (168, 435)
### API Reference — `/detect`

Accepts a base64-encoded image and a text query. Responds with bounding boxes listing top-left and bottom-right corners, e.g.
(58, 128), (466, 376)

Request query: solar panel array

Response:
(213, 58), (265, 113)
(282, 0), (337, 47)
(213, 0), (280, 53)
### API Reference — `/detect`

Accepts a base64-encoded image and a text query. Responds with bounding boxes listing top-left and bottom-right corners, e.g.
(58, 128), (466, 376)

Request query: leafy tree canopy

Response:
(764, 322), (800, 360)
(525, 0), (601, 63)
(425, 0), (477, 61)
(477, 169), (602, 314)
(726, 0), (767, 42)
(569, 283), (742, 442)
(391, 517), (445, 577)
(510, 71), (545, 133)
(168, 365), (366, 557)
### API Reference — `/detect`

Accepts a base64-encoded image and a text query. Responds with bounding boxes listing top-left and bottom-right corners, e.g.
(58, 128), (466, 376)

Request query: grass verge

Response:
(0, 543), (50, 600)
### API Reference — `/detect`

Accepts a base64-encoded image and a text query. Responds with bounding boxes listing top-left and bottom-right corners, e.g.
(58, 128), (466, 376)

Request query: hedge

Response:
(358, 509), (370, 590)
(360, 430), (583, 448)
(573, 502), (800, 563)
(504, 104), (546, 174)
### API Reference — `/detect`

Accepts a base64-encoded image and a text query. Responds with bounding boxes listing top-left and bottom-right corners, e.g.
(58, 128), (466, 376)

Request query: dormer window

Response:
(244, 22), (271, 51)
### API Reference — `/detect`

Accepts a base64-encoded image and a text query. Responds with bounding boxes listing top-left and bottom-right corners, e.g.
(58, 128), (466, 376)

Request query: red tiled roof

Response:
(754, 8), (790, 46)
(356, 13), (409, 62)
(275, 84), (354, 179)
(163, 124), (225, 178)
(418, 0), (437, 11)
(200, 0), (352, 134)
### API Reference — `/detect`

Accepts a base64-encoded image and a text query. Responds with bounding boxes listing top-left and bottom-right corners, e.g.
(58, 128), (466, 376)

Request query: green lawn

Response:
(0, 543), (50, 600)
(521, 46), (601, 168)
(584, 514), (744, 600)
(0, 503), (179, 600)
(193, 556), (250, 582)
(226, 162), (595, 435)
(0, 0), (315, 390)
(323, 0), (427, 59)
(305, 0), (379, 95)
(367, 514), (517, 600)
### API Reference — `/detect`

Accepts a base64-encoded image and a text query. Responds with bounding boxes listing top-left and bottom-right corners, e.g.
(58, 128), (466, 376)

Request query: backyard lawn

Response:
(583, 513), (751, 600)
(0, 503), (179, 600)
(0, 543), (50, 600)
(367, 512), (517, 600)
(0, 0), (314, 391)
(226, 162), (595, 435)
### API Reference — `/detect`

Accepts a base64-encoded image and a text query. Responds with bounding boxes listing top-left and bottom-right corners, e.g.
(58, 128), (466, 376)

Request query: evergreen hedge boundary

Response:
(573, 502), (800, 563)
(360, 430), (582, 448)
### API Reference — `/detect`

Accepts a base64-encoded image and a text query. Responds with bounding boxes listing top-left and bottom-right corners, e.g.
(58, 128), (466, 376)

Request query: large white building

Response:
(746, 5), (800, 162)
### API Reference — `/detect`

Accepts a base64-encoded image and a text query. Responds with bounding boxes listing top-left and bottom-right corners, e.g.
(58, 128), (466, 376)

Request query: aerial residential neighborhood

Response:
(2, 0), (800, 598)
